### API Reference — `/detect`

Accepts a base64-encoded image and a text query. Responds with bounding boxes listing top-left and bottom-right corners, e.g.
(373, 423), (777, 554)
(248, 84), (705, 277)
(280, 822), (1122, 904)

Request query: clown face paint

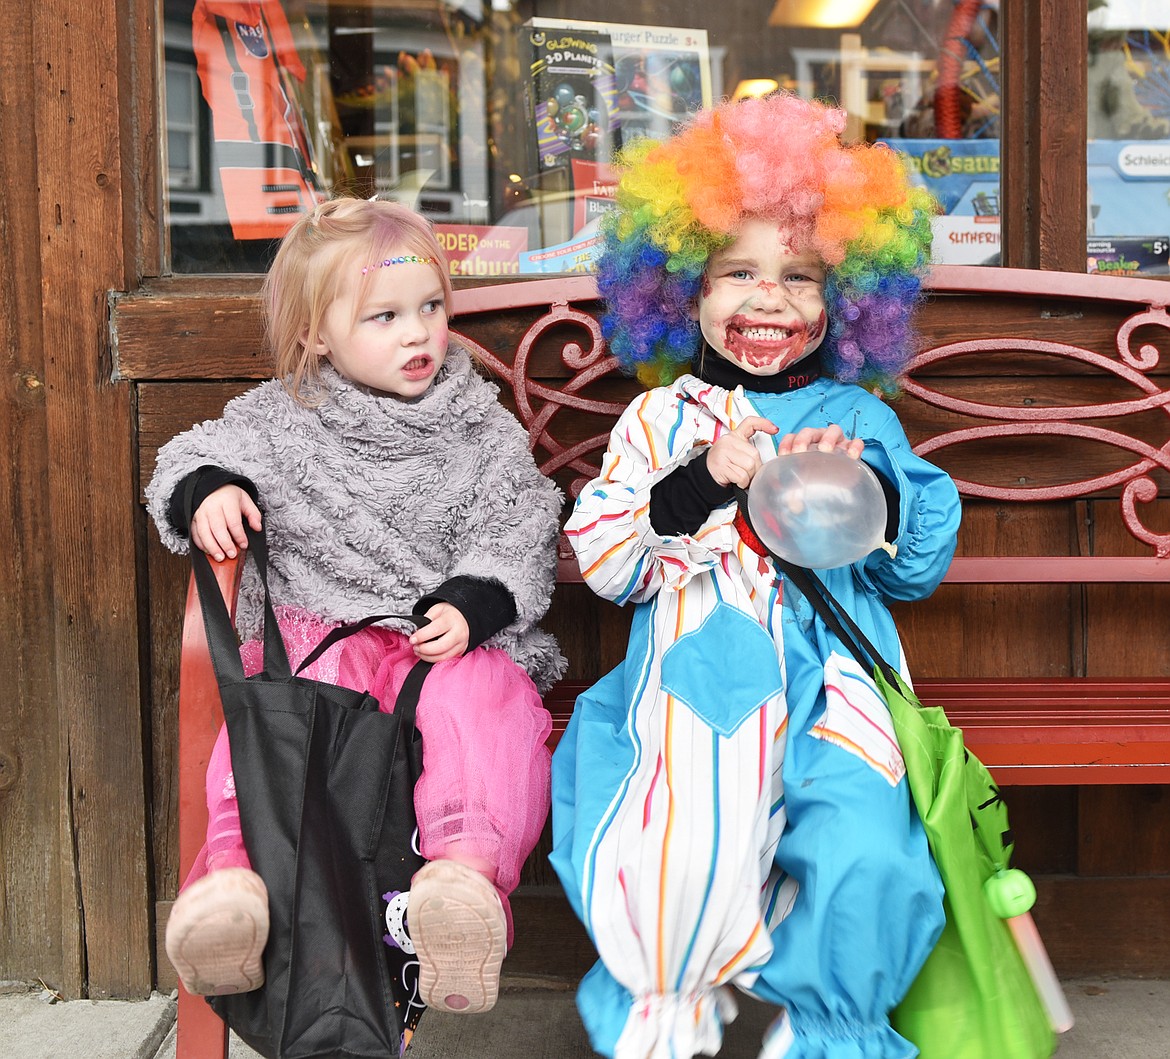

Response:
(696, 218), (827, 376)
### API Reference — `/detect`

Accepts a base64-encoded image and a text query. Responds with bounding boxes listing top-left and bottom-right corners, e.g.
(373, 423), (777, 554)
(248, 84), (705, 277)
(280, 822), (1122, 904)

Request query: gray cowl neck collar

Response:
(312, 344), (493, 455)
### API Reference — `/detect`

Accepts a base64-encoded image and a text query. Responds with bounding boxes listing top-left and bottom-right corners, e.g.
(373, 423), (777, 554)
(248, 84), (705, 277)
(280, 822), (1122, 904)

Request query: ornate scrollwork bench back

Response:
(443, 266), (1170, 785)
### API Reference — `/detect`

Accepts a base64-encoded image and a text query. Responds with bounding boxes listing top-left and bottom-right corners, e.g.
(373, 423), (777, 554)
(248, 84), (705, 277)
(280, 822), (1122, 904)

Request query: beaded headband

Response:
(360, 254), (436, 274)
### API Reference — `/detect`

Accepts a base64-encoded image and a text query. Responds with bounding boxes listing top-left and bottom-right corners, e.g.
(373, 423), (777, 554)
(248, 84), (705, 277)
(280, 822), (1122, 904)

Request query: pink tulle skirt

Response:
(198, 607), (551, 897)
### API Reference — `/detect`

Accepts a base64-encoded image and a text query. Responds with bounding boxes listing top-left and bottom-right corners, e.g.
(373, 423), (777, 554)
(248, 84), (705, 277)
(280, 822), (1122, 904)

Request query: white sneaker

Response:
(165, 867), (268, 996)
(408, 860), (506, 1014)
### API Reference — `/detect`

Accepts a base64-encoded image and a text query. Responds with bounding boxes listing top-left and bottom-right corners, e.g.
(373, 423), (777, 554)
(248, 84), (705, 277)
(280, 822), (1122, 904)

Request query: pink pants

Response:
(191, 608), (552, 921)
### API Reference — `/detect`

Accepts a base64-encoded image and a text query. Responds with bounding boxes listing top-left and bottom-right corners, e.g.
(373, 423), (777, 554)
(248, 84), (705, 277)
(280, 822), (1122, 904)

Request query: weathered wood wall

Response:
(0, 0), (155, 999)
(0, 1), (66, 997)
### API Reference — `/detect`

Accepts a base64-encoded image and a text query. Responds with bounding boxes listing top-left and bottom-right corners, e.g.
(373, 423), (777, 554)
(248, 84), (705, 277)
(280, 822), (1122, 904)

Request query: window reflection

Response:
(162, 0), (1009, 274)
(1086, 2), (1170, 276)
(868, 1), (1001, 267)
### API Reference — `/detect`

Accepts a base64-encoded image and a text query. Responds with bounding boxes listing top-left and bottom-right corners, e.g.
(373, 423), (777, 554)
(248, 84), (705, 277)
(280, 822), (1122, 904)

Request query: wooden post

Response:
(0, 0), (154, 997)
(0, 4), (78, 997)
(1000, 0), (1089, 271)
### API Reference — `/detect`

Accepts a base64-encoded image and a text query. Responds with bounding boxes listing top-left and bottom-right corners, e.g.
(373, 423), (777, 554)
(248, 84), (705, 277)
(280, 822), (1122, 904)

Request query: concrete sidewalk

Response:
(3, 977), (1168, 1057)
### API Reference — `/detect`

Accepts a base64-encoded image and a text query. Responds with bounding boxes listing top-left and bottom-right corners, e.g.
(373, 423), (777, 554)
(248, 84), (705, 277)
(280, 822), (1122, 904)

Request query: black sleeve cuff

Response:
(167, 465), (261, 536)
(649, 450), (737, 536)
(871, 467), (901, 542)
(413, 575), (518, 651)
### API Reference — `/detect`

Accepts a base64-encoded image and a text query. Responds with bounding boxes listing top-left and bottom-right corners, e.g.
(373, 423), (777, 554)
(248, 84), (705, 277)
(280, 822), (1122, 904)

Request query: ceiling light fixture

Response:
(733, 78), (781, 99)
(769, 0), (882, 29)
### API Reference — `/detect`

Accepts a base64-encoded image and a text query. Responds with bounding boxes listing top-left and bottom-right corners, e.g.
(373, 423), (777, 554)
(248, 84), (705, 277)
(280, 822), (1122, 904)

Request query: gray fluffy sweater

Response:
(146, 345), (566, 691)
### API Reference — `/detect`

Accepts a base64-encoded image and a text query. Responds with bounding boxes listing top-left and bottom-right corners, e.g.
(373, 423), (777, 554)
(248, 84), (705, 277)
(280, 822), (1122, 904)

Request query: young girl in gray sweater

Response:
(148, 197), (565, 1017)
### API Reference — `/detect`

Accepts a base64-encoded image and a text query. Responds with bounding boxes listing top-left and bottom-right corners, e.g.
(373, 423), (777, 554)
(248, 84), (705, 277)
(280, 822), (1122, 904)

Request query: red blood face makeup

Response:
(697, 219), (828, 377)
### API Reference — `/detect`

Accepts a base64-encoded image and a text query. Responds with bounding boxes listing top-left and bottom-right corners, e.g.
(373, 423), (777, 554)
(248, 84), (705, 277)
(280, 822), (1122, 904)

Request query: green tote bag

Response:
(775, 559), (1056, 1059)
(875, 665), (1054, 1059)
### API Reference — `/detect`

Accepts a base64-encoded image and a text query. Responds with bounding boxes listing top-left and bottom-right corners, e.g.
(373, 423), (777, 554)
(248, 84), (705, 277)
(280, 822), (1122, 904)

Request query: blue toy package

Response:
(879, 138), (1002, 266)
(1086, 140), (1170, 273)
(880, 137), (1170, 273)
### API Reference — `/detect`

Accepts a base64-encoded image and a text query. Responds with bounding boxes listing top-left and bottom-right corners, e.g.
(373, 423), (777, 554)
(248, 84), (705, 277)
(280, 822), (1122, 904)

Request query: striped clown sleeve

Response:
(565, 385), (738, 606)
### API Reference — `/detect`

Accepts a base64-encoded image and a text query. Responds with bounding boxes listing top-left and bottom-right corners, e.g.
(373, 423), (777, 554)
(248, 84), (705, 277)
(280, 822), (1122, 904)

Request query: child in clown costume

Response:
(550, 93), (962, 1059)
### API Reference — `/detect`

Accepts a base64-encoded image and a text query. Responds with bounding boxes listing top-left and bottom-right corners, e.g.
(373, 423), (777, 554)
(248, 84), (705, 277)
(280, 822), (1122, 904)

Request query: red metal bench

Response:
(173, 265), (1170, 1057)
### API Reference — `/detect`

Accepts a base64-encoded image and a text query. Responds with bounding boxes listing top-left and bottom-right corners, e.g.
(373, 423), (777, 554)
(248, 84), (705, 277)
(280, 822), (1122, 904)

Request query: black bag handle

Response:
(733, 487), (902, 689)
(184, 475), (290, 683)
(190, 531), (435, 723)
(184, 477), (438, 718)
(190, 523), (289, 684)
(294, 612), (430, 676)
(390, 657), (433, 730)
(295, 612), (435, 727)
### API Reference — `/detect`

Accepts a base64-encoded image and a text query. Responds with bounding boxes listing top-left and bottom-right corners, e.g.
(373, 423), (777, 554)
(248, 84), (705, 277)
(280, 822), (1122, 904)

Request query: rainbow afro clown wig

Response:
(596, 92), (937, 393)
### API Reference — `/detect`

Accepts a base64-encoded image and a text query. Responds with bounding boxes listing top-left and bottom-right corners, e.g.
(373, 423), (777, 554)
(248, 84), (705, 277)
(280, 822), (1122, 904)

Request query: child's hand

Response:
(190, 485), (263, 561)
(776, 424), (865, 459)
(410, 603), (470, 663)
(707, 416), (780, 488)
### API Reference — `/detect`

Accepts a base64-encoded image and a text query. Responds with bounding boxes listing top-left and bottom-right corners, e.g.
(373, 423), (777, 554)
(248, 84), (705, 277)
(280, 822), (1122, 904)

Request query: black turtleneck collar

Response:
(693, 343), (823, 394)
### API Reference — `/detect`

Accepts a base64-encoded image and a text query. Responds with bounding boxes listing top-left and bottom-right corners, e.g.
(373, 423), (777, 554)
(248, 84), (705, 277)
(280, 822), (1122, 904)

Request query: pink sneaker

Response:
(408, 860), (507, 1014)
(165, 867), (269, 996)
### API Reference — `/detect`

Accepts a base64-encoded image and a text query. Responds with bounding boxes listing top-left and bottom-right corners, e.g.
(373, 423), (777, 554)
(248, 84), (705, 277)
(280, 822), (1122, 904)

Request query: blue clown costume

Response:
(551, 374), (961, 1059)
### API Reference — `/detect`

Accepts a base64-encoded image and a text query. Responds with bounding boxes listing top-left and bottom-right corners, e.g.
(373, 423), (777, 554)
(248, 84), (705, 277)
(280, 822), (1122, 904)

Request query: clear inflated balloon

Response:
(747, 449), (888, 569)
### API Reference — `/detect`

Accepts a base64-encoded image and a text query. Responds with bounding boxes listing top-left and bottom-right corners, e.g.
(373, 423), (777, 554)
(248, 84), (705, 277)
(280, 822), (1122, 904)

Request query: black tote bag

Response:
(190, 524), (428, 1058)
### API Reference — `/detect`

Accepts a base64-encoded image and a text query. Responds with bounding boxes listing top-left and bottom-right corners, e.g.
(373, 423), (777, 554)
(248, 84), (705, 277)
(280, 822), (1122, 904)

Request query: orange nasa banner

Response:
(192, 0), (323, 239)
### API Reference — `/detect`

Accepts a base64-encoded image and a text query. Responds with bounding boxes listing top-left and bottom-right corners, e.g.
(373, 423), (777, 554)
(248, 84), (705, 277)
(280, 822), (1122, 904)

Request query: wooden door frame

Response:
(1000, 0), (1089, 271)
(0, 0), (159, 999)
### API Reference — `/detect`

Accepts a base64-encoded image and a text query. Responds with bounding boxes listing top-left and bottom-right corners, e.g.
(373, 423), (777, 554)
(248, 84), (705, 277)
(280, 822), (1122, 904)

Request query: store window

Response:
(161, 0), (1003, 275)
(1086, 2), (1170, 277)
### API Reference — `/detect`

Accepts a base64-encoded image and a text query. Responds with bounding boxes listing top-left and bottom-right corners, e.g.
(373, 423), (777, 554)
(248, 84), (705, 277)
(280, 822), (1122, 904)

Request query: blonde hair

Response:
(262, 197), (454, 403)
